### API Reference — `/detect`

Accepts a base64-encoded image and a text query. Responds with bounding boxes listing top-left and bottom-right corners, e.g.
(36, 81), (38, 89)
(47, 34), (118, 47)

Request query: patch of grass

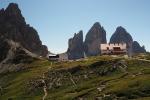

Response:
(0, 55), (150, 100)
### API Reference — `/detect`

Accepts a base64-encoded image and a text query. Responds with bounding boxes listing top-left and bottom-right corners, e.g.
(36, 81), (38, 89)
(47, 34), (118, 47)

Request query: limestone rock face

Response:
(84, 22), (107, 56)
(0, 3), (48, 57)
(67, 31), (84, 60)
(132, 41), (146, 54)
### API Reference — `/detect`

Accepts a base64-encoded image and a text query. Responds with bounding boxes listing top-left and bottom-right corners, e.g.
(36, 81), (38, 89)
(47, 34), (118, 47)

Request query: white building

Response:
(48, 53), (68, 61)
(58, 53), (68, 61)
(48, 54), (59, 61)
(100, 43), (127, 55)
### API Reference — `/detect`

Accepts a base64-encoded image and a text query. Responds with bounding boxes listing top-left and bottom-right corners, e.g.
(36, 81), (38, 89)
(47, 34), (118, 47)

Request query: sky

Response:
(0, 0), (150, 53)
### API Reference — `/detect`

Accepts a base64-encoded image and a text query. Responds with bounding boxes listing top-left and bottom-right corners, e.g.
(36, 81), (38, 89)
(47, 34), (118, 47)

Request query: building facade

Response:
(48, 53), (68, 61)
(100, 43), (127, 55)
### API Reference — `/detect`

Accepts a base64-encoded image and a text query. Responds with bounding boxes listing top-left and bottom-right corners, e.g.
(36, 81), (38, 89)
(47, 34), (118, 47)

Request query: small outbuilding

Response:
(48, 54), (59, 61)
(48, 53), (68, 61)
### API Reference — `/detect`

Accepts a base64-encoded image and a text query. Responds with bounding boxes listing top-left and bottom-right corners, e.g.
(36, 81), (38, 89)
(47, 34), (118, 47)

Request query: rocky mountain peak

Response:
(110, 26), (133, 44)
(67, 30), (84, 60)
(6, 3), (19, 11)
(73, 30), (83, 40)
(4, 3), (26, 25)
(115, 26), (127, 33)
(0, 3), (48, 57)
(84, 22), (107, 56)
(110, 27), (146, 55)
(93, 22), (101, 28)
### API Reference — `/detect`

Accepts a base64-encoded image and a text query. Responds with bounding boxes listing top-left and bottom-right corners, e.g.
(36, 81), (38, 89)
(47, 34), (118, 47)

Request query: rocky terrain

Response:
(0, 36), (38, 74)
(0, 55), (150, 100)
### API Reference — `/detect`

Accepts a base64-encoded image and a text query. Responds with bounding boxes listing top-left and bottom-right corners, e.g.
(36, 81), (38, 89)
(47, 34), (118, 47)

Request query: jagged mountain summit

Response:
(67, 30), (84, 60)
(67, 24), (146, 60)
(0, 3), (48, 58)
(84, 22), (107, 56)
(110, 26), (133, 44)
(67, 22), (107, 59)
(0, 3), (49, 73)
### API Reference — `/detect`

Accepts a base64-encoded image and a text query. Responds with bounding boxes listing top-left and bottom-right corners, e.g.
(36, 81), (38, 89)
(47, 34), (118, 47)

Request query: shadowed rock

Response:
(67, 30), (84, 60)
(110, 26), (146, 55)
(110, 26), (133, 55)
(110, 26), (133, 44)
(0, 3), (48, 57)
(132, 41), (146, 54)
(84, 22), (107, 56)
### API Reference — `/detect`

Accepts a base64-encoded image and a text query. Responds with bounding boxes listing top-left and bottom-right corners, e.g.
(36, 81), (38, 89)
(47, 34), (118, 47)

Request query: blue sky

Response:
(0, 0), (150, 53)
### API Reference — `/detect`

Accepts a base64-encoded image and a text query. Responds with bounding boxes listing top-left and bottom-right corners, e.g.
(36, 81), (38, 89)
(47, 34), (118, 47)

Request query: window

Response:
(113, 47), (121, 51)
(107, 47), (109, 50)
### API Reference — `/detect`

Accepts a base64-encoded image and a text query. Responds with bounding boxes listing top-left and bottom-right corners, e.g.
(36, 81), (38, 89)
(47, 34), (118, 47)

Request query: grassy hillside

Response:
(0, 55), (150, 100)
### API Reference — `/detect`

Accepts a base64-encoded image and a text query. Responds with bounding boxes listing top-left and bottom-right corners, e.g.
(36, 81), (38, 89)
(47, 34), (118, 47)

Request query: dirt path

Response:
(42, 62), (53, 100)
(135, 58), (150, 63)
(42, 73), (48, 100)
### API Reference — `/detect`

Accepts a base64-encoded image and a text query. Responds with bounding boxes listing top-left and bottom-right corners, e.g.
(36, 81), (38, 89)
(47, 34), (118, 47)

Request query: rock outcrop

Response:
(0, 37), (10, 62)
(132, 41), (146, 54)
(0, 36), (38, 74)
(84, 22), (107, 56)
(67, 31), (84, 60)
(0, 3), (48, 57)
